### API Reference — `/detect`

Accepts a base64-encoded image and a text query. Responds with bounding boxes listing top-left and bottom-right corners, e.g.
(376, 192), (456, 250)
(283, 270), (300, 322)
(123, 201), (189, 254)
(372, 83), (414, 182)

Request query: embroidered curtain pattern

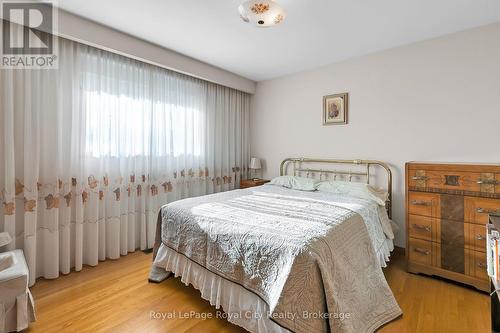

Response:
(0, 35), (250, 286)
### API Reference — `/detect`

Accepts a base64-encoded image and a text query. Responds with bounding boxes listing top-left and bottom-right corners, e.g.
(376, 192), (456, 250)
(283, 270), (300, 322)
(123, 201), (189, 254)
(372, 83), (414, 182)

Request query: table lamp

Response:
(249, 157), (262, 181)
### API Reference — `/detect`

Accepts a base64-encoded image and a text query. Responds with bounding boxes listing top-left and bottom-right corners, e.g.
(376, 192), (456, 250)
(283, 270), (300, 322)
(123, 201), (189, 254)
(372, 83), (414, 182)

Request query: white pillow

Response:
(0, 252), (15, 272)
(269, 176), (318, 191)
(315, 180), (388, 206)
(0, 232), (11, 247)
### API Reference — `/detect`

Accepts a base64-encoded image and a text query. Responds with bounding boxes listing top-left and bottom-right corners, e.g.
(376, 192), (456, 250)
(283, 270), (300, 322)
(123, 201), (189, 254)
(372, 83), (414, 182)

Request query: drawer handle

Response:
(410, 200), (431, 206)
(412, 176), (428, 181)
(475, 234), (486, 241)
(412, 224), (431, 232)
(414, 247), (430, 255)
(477, 262), (486, 268)
(476, 207), (500, 215)
(476, 179), (500, 185)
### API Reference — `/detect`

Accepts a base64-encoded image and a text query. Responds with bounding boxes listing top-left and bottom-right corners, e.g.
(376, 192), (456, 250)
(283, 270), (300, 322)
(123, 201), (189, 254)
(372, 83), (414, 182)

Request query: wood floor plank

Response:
(26, 250), (490, 333)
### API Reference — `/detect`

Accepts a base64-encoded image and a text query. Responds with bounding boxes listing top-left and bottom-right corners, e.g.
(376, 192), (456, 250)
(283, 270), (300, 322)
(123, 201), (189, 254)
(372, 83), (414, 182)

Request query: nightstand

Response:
(240, 179), (270, 189)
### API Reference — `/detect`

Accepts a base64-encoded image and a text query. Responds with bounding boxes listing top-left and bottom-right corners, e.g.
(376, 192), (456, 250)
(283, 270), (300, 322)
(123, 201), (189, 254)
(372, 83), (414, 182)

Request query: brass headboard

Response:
(279, 158), (393, 219)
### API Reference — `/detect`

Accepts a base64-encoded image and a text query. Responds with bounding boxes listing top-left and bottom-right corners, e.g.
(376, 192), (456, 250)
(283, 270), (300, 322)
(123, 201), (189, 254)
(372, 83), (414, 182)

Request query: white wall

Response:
(250, 22), (500, 247)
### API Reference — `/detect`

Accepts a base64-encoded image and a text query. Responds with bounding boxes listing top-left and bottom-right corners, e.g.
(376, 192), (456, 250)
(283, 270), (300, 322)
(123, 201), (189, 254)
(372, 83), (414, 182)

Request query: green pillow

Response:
(269, 176), (318, 191)
(316, 180), (388, 206)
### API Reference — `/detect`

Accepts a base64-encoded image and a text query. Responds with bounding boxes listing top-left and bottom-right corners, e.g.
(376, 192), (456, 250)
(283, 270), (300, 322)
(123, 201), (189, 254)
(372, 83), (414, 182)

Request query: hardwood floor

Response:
(27, 250), (490, 333)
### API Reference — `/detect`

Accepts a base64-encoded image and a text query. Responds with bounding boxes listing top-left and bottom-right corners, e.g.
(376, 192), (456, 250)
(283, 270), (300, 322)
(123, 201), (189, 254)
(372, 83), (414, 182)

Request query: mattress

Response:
(150, 184), (401, 333)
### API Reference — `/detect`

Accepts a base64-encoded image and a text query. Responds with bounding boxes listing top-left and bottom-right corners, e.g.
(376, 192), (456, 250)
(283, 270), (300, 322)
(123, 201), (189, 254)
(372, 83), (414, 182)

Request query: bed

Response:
(149, 158), (402, 333)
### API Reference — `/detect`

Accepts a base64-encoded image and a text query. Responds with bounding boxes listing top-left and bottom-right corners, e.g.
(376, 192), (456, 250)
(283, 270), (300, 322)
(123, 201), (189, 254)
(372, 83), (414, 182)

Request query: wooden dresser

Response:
(406, 162), (500, 292)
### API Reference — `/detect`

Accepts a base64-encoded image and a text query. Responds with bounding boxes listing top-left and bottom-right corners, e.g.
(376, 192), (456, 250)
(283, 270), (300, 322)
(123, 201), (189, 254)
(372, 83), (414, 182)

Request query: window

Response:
(82, 74), (204, 158)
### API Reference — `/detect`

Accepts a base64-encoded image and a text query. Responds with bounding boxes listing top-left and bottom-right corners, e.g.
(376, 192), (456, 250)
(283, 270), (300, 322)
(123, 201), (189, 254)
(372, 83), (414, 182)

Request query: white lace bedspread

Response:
(152, 185), (401, 333)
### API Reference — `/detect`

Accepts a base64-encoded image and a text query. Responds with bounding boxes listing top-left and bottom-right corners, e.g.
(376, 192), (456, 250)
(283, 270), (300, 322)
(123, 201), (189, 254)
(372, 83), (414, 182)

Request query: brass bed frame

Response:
(279, 158), (393, 218)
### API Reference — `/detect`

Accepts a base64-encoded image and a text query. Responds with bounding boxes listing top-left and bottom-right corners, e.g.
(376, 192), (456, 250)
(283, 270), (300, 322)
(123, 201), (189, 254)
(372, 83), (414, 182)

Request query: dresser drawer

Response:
(464, 196), (500, 225)
(409, 168), (500, 193)
(408, 192), (440, 218)
(477, 173), (500, 194)
(465, 223), (486, 252)
(467, 249), (488, 281)
(408, 169), (481, 191)
(408, 238), (433, 266)
(408, 214), (440, 242)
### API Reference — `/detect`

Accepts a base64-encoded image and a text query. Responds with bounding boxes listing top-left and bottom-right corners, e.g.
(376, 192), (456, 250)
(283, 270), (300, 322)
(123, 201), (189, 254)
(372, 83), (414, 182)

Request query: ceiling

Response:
(57, 0), (500, 81)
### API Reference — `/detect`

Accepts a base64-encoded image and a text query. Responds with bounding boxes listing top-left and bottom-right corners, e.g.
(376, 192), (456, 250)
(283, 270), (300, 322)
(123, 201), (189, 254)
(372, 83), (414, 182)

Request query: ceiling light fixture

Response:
(238, 0), (286, 27)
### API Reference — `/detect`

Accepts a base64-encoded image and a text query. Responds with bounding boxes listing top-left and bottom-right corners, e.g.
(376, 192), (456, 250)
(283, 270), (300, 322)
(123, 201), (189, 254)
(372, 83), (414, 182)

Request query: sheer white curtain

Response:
(0, 35), (250, 286)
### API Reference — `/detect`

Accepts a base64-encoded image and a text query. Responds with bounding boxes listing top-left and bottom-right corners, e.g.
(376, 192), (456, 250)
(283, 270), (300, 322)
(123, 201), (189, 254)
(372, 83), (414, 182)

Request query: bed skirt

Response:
(150, 244), (291, 333)
(149, 238), (395, 333)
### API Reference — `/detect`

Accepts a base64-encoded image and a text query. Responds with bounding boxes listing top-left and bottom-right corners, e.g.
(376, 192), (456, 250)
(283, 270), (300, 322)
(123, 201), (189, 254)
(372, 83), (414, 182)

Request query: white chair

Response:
(0, 233), (35, 333)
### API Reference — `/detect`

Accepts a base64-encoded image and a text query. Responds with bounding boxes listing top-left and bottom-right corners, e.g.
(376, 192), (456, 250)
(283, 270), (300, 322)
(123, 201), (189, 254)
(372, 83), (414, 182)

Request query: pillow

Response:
(315, 180), (388, 206)
(269, 176), (319, 191)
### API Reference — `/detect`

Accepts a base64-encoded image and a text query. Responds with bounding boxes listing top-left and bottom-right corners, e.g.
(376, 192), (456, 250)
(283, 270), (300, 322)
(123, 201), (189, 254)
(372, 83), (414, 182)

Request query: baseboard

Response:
(393, 246), (405, 256)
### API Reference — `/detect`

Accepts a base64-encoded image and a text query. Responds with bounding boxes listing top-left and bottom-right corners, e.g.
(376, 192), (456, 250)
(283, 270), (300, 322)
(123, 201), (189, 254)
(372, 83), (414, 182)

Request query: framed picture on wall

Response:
(323, 92), (348, 125)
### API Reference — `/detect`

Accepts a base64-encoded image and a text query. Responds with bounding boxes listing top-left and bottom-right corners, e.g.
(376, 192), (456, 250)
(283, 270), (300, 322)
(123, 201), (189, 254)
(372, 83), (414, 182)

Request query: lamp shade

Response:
(249, 157), (262, 170)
